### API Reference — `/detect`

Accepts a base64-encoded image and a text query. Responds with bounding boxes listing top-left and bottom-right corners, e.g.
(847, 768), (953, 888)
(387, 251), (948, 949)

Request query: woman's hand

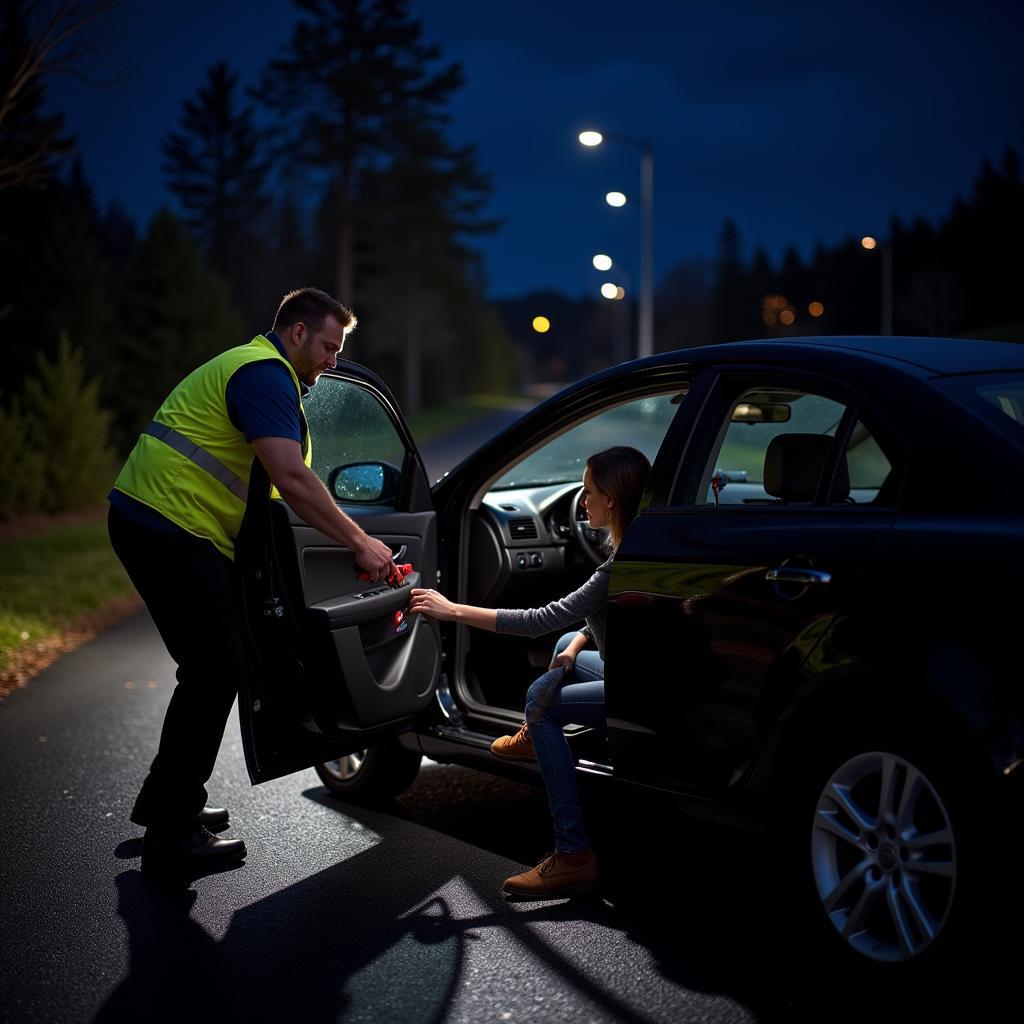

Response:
(550, 650), (576, 672)
(408, 587), (459, 621)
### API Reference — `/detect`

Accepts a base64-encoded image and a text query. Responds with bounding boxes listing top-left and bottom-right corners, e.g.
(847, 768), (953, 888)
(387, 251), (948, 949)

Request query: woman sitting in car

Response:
(408, 445), (651, 899)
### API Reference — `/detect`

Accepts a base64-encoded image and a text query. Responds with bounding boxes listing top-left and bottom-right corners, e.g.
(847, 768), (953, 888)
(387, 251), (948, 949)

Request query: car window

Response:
(840, 420), (893, 504)
(698, 388), (847, 506)
(304, 376), (407, 507)
(492, 392), (681, 489)
(935, 374), (1024, 446)
(692, 386), (897, 508)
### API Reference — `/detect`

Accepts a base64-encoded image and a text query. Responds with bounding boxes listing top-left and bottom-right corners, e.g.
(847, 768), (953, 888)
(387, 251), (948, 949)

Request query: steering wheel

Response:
(569, 485), (608, 566)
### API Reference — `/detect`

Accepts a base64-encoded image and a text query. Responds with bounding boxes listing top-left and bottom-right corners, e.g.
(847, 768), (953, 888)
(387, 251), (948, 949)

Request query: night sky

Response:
(50, 0), (1024, 301)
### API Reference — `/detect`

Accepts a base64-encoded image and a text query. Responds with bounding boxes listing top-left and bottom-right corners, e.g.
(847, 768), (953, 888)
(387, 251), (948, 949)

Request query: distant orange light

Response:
(808, 301), (825, 317)
(532, 316), (551, 333)
(780, 309), (795, 326)
(861, 236), (878, 250)
(763, 311), (777, 326)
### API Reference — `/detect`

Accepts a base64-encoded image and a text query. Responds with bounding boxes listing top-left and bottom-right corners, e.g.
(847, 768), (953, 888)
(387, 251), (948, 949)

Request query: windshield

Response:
(492, 393), (682, 489)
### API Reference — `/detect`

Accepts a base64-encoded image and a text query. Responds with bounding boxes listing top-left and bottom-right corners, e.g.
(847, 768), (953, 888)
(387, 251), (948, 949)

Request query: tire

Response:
(776, 713), (997, 985)
(315, 739), (422, 804)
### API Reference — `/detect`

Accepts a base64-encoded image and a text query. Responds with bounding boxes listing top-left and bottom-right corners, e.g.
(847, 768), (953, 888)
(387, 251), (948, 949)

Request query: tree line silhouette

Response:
(0, 0), (1020, 518)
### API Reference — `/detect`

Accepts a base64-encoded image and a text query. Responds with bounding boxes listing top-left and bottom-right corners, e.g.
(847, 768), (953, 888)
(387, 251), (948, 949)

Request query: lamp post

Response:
(861, 236), (893, 336)
(579, 130), (654, 359)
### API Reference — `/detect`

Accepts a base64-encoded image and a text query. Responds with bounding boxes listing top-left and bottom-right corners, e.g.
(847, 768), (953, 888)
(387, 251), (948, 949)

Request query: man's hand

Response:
(252, 437), (398, 581)
(355, 536), (398, 581)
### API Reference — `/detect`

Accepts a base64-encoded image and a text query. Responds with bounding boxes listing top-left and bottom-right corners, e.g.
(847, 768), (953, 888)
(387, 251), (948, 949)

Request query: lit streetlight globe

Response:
(606, 191), (627, 207)
(861, 236), (878, 250)
(600, 282), (619, 299)
(592, 254), (613, 271)
(532, 316), (551, 333)
(614, 286), (626, 301)
(579, 131), (603, 147)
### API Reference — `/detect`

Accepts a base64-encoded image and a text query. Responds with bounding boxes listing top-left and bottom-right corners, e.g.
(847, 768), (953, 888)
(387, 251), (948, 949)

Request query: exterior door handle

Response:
(765, 567), (832, 585)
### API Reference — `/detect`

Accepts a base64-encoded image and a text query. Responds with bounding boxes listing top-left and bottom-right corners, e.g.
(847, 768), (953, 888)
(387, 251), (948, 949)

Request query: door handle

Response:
(391, 544), (408, 562)
(765, 567), (832, 585)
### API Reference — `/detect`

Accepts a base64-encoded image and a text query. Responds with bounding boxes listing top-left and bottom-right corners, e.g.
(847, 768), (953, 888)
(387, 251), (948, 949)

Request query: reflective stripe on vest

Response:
(143, 420), (249, 503)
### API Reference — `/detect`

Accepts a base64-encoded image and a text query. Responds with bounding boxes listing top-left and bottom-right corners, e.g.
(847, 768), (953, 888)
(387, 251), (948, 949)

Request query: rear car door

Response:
(605, 368), (903, 793)
(236, 363), (440, 783)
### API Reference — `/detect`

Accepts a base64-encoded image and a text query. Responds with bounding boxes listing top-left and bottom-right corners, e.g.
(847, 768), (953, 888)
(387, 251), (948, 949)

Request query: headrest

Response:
(763, 433), (849, 503)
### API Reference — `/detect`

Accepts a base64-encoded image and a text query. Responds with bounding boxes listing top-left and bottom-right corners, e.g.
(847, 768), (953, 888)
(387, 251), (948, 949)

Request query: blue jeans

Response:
(525, 632), (606, 853)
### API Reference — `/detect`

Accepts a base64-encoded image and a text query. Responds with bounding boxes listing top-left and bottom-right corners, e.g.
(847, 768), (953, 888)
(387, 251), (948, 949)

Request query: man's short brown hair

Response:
(272, 287), (357, 335)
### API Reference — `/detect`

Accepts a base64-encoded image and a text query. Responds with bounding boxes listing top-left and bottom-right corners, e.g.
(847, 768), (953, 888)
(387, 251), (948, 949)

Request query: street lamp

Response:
(578, 129), (654, 359)
(861, 236), (893, 336)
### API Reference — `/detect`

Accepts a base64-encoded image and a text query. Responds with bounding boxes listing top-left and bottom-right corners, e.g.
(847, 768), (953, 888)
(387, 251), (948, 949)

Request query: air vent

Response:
(499, 504), (520, 512)
(508, 517), (538, 540)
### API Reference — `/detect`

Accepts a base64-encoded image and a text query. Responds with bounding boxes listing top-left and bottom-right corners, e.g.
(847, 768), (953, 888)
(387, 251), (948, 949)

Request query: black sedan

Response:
(234, 335), (1024, 974)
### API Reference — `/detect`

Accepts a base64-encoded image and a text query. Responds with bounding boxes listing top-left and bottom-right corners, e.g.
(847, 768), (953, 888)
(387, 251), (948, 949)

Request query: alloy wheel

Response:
(810, 750), (957, 963)
(320, 751), (368, 783)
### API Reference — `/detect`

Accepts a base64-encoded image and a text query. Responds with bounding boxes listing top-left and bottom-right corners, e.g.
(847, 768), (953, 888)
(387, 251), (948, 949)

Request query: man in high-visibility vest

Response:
(108, 287), (397, 874)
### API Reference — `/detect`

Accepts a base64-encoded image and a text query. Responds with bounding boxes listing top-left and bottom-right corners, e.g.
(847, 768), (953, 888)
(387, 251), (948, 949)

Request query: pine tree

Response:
(163, 61), (270, 275)
(0, 171), (111, 393)
(355, 120), (499, 412)
(0, 395), (45, 517)
(254, 0), (469, 306)
(110, 210), (245, 445)
(21, 332), (115, 512)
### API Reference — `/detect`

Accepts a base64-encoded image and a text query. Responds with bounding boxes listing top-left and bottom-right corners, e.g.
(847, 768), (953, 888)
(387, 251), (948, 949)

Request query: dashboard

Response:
(466, 482), (597, 605)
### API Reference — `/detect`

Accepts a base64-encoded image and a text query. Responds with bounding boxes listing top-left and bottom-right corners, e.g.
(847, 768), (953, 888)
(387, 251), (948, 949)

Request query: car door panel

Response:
(607, 508), (893, 793)
(236, 366), (440, 784)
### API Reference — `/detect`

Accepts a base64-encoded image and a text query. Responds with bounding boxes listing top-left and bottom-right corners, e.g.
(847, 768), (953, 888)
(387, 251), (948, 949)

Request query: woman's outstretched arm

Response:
(408, 588), (498, 631)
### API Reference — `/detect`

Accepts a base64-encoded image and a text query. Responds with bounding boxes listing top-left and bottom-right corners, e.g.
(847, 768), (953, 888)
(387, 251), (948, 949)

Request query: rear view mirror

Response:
(731, 402), (791, 424)
(328, 461), (400, 503)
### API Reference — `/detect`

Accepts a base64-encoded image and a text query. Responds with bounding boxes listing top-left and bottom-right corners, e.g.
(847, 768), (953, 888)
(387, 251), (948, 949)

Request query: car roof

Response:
(652, 336), (1024, 377)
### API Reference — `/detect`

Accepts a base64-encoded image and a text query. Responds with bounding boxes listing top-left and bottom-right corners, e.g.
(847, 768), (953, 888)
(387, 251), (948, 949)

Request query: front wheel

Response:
(315, 739), (422, 805)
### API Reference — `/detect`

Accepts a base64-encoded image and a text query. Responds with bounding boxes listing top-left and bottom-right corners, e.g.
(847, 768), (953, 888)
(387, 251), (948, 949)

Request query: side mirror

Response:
(327, 461), (401, 504)
(731, 402), (791, 425)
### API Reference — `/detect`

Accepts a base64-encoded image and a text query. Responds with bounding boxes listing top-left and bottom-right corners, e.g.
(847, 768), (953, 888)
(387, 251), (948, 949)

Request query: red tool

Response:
(357, 563), (414, 587)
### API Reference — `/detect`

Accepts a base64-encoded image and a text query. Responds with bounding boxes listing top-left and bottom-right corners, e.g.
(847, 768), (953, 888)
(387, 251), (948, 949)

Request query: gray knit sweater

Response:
(495, 557), (613, 659)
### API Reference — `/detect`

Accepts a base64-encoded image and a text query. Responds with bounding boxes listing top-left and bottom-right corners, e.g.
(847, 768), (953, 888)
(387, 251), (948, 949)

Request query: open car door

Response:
(235, 363), (440, 784)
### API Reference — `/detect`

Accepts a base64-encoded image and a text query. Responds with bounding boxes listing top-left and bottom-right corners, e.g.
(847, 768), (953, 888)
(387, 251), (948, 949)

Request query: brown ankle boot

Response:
(503, 848), (599, 898)
(490, 723), (534, 760)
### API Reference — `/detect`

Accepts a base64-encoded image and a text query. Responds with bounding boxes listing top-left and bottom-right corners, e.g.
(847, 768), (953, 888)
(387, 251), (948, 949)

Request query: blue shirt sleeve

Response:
(226, 360), (302, 442)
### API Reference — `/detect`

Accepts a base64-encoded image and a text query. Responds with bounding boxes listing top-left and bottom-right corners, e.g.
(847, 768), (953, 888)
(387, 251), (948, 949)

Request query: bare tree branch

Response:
(0, 0), (118, 189)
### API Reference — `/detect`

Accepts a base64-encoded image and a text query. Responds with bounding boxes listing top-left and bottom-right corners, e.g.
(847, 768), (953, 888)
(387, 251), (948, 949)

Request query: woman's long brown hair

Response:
(586, 446), (652, 549)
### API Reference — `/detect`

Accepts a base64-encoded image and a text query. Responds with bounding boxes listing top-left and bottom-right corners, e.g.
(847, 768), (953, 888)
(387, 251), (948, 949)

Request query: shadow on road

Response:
(93, 763), (1016, 1024)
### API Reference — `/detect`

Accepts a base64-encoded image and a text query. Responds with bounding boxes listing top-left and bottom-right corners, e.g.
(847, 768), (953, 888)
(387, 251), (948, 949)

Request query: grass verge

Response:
(0, 514), (139, 698)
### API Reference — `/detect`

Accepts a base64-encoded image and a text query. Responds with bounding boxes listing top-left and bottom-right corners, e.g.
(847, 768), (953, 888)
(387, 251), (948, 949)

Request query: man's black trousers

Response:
(108, 505), (243, 835)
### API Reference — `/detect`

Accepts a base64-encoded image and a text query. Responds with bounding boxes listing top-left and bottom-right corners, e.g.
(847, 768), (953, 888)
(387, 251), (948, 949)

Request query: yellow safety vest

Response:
(112, 335), (311, 559)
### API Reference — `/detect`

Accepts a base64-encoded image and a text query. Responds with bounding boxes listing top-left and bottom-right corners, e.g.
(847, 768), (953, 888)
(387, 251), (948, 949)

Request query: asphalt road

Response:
(0, 610), (769, 1024)
(419, 407), (528, 484)
(0, 408), (1014, 1023)
(3, 612), (1014, 1024)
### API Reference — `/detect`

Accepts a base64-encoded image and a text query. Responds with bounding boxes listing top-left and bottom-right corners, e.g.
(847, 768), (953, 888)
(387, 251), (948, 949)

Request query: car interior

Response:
(447, 390), (684, 725)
